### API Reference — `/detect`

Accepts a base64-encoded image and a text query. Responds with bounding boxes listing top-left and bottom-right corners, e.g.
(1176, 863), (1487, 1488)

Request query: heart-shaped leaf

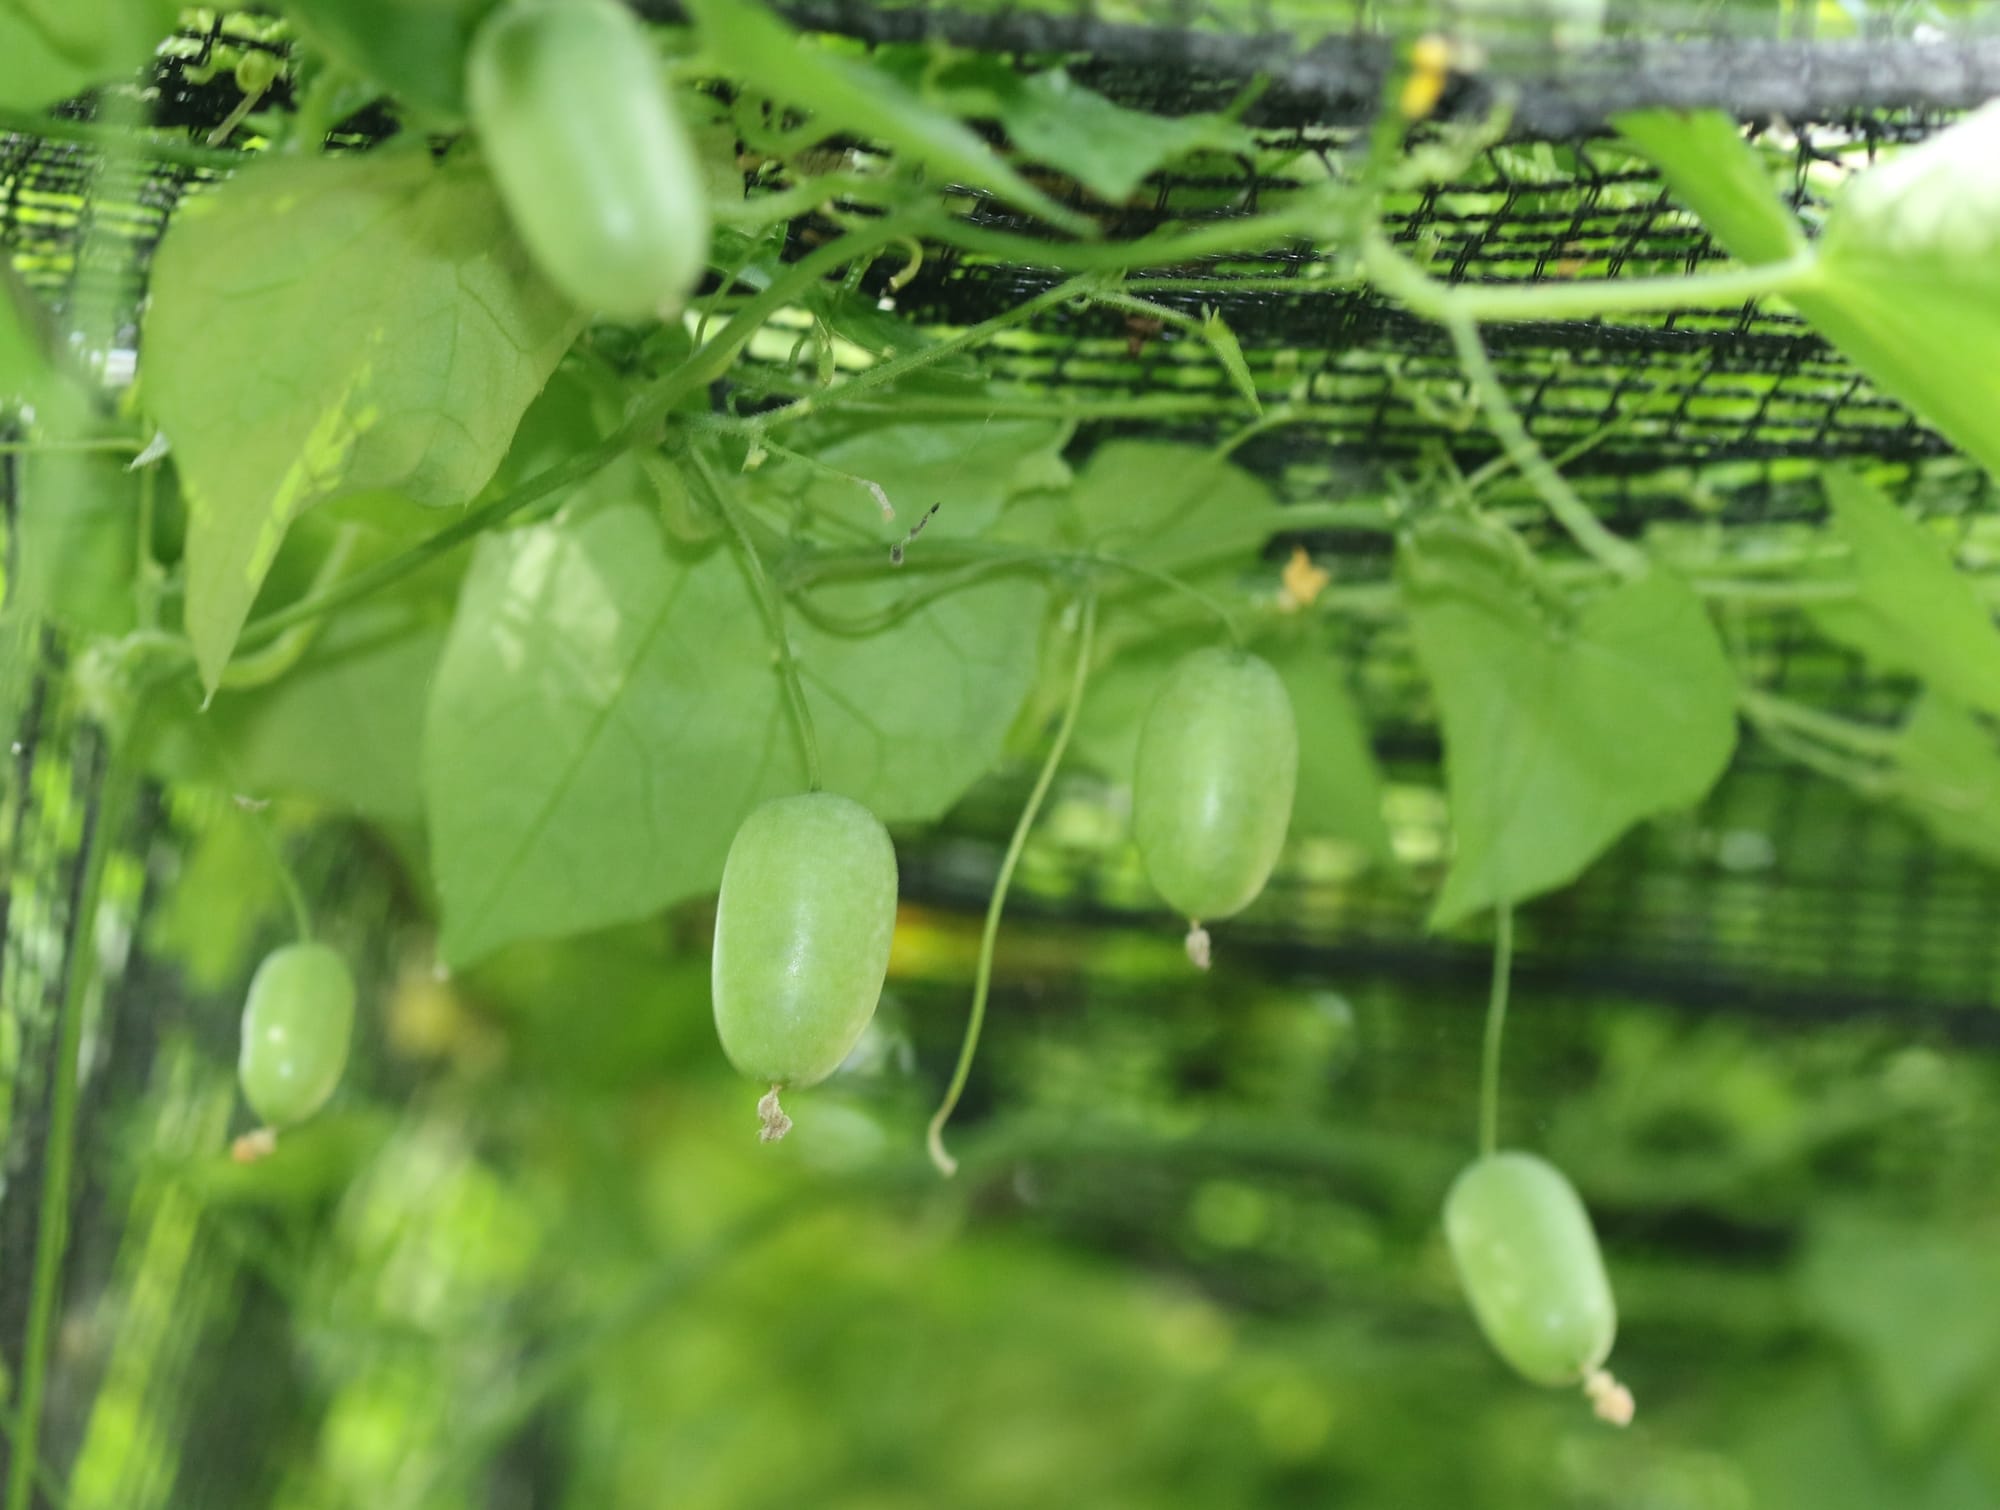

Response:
(1400, 529), (1738, 927)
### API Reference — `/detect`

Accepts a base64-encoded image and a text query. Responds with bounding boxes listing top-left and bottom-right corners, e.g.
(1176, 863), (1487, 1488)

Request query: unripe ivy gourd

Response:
(238, 942), (355, 1131)
(711, 793), (898, 1141)
(467, 0), (712, 321)
(1131, 647), (1298, 966)
(1445, 1151), (1633, 1424)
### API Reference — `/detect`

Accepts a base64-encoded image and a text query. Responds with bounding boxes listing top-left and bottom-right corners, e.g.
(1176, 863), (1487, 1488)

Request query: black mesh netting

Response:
(1, 8), (1994, 1056)
(3, 6), (1999, 1502)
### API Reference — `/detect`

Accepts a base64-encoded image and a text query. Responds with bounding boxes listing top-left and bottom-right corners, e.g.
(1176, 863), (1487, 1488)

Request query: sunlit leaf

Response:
(143, 148), (581, 690)
(1808, 467), (2000, 717)
(1400, 528), (1738, 927)
(424, 503), (1046, 963)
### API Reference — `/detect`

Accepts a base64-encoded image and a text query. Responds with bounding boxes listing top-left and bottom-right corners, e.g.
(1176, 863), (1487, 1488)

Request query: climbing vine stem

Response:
(693, 448), (825, 792)
(1478, 901), (1515, 1160)
(927, 592), (1099, 1176)
(6, 741), (131, 1510)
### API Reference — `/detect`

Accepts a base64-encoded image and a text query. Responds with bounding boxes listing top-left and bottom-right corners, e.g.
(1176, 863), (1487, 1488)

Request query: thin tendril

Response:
(693, 449), (825, 792)
(927, 594), (1098, 1176)
(1478, 902), (1515, 1160)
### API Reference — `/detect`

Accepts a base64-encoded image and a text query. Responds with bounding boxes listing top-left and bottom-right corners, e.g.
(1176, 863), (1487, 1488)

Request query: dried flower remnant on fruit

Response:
(1585, 1369), (1635, 1427)
(758, 1085), (793, 1143)
(1279, 546), (1330, 612)
(231, 1128), (278, 1163)
(1185, 922), (1212, 970)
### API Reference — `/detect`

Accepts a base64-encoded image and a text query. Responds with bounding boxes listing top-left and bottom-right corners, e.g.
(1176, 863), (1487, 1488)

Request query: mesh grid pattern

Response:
(1, 9), (1994, 1023)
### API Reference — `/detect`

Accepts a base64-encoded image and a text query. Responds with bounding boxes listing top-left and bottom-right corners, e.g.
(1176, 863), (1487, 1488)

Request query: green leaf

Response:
(281, 0), (487, 121)
(141, 148), (582, 691)
(1799, 1211), (2000, 1446)
(0, 261), (59, 416)
(1067, 438), (1274, 561)
(1807, 468), (2000, 716)
(1805, 101), (2000, 483)
(935, 60), (1256, 202)
(0, 0), (180, 109)
(1614, 109), (1805, 267)
(1624, 103), (2000, 483)
(425, 503), (1046, 964)
(12, 446), (137, 637)
(1893, 694), (2000, 869)
(1200, 308), (1261, 413)
(207, 602), (447, 824)
(1400, 530), (1738, 927)
(777, 415), (1071, 541)
(683, 0), (1093, 236)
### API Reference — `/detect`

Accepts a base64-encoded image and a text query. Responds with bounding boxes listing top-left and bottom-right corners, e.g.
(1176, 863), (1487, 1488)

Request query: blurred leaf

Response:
(1799, 1212), (2000, 1446)
(1068, 438), (1274, 558)
(1892, 693), (2000, 867)
(684, 0), (1091, 235)
(143, 795), (286, 991)
(425, 503), (1046, 963)
(1400, 530), (1738, 927)
(778, 414), (1071, 540)
(0, 0), (180, 109)
(1201, 308), (1261, 412)
(1615, 109), (1805, 267)
(932, 59), (1257, 201)
(208, 602), (447, 824)
(281, 0), (487, 120)
(1742, 1367), (1998, 1510)
(12, 446), (138, 637)
(143, 148), (581, 690)
(1808, 468), (2000, 716)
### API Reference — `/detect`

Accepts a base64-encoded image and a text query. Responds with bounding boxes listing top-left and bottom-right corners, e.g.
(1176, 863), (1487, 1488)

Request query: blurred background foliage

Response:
(4, 724), (1985, 1509)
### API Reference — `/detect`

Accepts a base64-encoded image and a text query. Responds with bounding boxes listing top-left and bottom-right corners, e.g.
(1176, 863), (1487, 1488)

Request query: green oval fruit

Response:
(712, 793), (898, 1091)
(1132, 647), (1299, 923)
(1445, 1151), (1617, 1387)
(467, 0), (712, 320)
(239, 943), (356, 1129)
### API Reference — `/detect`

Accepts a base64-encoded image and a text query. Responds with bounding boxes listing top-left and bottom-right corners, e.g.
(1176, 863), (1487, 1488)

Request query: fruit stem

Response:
(926, 593), (1099, 1176)
(1478, 901), (1514, 1160)
(757, 1086), (793, 1144)
(695, 448), (825, 793)
(1584, 1368), (1636, 1427)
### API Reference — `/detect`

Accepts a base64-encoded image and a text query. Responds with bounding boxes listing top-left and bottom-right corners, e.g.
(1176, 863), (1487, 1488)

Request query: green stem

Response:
(219, 526), (360, 691)
(1738, 688), (1901, 757)
(234, 434), (631, 653)
(925, 193), (1350, 274)
(630, 219), (916, 432)
(1692, 576), (1857, 604)
(0, 437), (142, 456)
(927, 594), (1098, 1176)
(693, 449), (824, 792)
(236, 220), (917, 658)
(0, 106), (248, 172)
(1364, 232), (1816, 325)
(1478, 902), (1515, 1160)
(6, 745), (129, 1510)
(1443, 311), (1650, 579)
(748, 272), (1103, 435)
